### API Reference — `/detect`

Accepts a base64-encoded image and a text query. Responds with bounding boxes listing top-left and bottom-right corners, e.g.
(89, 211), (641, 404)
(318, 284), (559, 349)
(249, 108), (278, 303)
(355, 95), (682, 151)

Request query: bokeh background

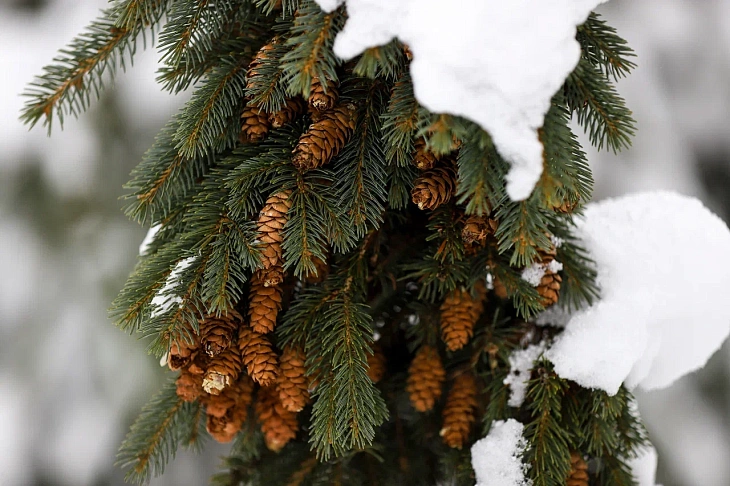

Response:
(1, 1), (728, 484)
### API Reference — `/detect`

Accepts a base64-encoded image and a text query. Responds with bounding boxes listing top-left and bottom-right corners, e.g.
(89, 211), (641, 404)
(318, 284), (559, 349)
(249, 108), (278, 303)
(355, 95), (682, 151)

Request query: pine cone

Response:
(461, 215), (497, 245)
(303, 254), (328, 284)
(292, 103), (356, 171)
(168, 331), (199, 371)
(440, 373), (478, 449)
(246, 38), (278, 91)
(240, 104), (270, 143)
(366, 342), (387, 383)
(257, 190), (292, 273)
(536, 244), (561, 307)
(567, 452), (589, 486)
(492, 275), (508, 299)
(199, 310), (242, 357)
(440, 286), (486, 352)
(269, 97), (305, 128)
(249, 270), (283, 334)
(276, 345), (310, 412)
(205, 378), (254, 443)
(412, 138), (439, 170)
(239, 327), (279, 386)
(308, 75), (338, 113)
(176, 368), (204, 402)
(256, 386), (299, 452)
(406, 345), (446, 412)
(411, 166), (456, 211)
(202, 345), (242, 395)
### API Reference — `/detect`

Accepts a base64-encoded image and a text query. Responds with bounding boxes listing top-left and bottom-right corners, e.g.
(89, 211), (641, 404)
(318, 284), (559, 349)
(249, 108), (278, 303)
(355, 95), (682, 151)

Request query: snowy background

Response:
(1, 0), (729, 484)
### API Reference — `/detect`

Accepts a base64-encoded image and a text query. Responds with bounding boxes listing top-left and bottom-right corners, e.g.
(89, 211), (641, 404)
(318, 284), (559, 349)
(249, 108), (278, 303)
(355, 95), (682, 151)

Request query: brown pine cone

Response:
(257, 190), (292, 266)
(199, 310), (242, 357)
(176, 368), (204, 402)
(303, 254), (328, 284)
(366, 342), (387, 383)
(412, 138), (439, 170)
(492, 275), (508, 299)
(269, 97), (306, 128)
(246, 38), (278, 91)
(461, 215), (497, 245)
(535, 243), (561, 307)
(406, 345), (446, 412)
(205, 378), (254, 443)
(308, 75), (338, 113)
(276, 345), (310, 412)
(292, 103), (356, 171)
(440, 285), (486, 352)
(240, 104), (270, 143)
(239, 327), (279, 386)
(411, 166), (456, 210)
(168, 330), (199, 371)
(440, 373), (478, 449)
(248, 270), (283, 334)
(256, 385), (299, 452)
(202, 345), (242, 395)
(567, 452), (589, 486)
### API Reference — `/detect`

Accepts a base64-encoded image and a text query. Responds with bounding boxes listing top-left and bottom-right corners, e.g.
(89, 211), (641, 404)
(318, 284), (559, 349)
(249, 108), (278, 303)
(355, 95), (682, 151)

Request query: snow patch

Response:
(138, 224), (161, 256)
(629, 445), (661, 486)
(504, 342), (548, 407)
(521, 260), (562, 286)
(316, 0), (607, 200)
(546, 192), (730, 394)
(471, 419), (532, 486)
(150, 257), (196, 318)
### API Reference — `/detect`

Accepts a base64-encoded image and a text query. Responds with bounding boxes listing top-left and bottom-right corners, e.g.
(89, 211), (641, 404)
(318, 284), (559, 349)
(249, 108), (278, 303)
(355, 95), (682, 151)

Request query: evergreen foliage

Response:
(23, 1), (644, 484)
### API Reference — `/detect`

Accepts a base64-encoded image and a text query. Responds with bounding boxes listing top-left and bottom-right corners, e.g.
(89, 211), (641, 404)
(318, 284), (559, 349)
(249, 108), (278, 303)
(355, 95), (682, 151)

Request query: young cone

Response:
(366, 342), (387, 383)
(268, 97), (305, 128)
(238, 326), (279, 386)
(240, 103), (270, 143)
(202, 344), (243, 395)
(256, 385), (299, 452)
(256, 190), (292, 287)
(440, 285), (486, 351)
(307, 75), (338, 114)
(411, 166), (457, 210)
(412, 138), (439, 170)
(248, 270), (283, 334)
(292, 103), (356, 171)
(567, 452), (589, 486)
(440, 373), (478, 449)
(406, 345), (446, 412)
(176, 368), (204, 402)
(276, 345), (310, 412)
(199, 310), (242, 357)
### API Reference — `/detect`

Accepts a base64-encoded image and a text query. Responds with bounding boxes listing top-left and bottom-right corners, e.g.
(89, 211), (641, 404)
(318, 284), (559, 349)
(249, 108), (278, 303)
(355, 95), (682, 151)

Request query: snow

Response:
(138, 224), (161, 256)
(546, 192), (730, 394)
(521, 260), (562, 286)
(150, 257), (196, 318)
(504, 342), (547, 407)
(629, 445), (660, 486)
(471, 419), (532, 486)
(315, 0), (607, 200)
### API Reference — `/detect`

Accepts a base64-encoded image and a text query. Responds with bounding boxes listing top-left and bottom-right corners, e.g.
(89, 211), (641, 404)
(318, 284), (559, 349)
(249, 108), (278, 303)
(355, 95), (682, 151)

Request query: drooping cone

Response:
(406, 345), (446, 412)
(206, 377), (255, 443)
(246, 38), (278, 91)
(202, 345), (242, 395)
(238, 326), (279, 386)
(256, 385), (299, 452)
(168, 330), (199, 371)
(567, 452), (589, 486)
(248, 270), (283, 334)
(307, 75), (338, 114)
(199, 310), (242, 357)
(292, 103), (356, 171)
(176, 368), (204, 402)
(268, 97), (305, 128)
(240, 103), (270, 143)
(256, 190), (292, 287)
(536, 243), (562, 307)
(276, 345), (309, 412)
(492, 275), (508, 299)
(366, 342), (387, 384)
(412, 138), (439, 170)
(440, 285), (486, 352)
(440, 373), (478, 449)
(462, 215), (497, 246)
(411, 166), (456, 210)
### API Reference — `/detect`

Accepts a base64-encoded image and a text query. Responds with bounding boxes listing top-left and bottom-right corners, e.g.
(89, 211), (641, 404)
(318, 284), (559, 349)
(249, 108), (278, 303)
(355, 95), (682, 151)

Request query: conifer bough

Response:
(23, 1), (645, 484)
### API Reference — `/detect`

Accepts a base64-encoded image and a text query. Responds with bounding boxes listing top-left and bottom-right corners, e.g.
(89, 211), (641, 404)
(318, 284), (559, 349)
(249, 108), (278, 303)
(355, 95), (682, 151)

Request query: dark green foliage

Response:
(24, 2), (645, 485)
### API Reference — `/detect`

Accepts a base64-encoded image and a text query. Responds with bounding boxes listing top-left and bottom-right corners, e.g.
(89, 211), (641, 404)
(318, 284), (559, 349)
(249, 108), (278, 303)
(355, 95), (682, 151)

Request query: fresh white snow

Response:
(150, 256), (196, 318)
(471, 419), (532, 486)
(629, 445), (661, 486)
(314, 0), (607, 200)
(521, 260), (563, 287)
(546, 191), (730, 394)
(138, 224), (161, 256)
(504, 342), (547, 407)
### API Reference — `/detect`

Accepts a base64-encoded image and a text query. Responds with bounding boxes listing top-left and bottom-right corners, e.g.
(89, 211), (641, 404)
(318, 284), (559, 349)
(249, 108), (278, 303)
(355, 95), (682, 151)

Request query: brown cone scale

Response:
(167, 330), (199, 371)
(240, 104), (270, 143)
(256, 386), (299, 452)
(308, 75), (338, 113)
(535, 243), (562, 307)
(440, 284), (486, 352)
(202, 344), (242, 395)
(176, 368), (204, 402)
(411, 166), (456, 211)
(292, 103), (356, 171)
(276, 345), (310, 412)
(199, 310), (242, 357)
(406, 345), (446, 412)
(412, 138), (439, 170)
(205, 377), (254, 443)
(462, 215), (497, 246)
(269, 97), (305, 128)
(246, 38), (278, 92)
(238, 327), (279, 386)
(567, 452), (589, 486)
(248, 270), (283, 334)
(440, 373), (478, 449)
(256, 191), (292, 278)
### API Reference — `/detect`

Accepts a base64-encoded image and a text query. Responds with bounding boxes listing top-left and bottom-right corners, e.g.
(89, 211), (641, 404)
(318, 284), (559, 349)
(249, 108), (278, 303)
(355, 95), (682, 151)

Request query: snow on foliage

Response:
(546, 192), (730, 394)
(504, 342), (547, 407)
(471, 419), (532, 486)
(629, 445), (661, 486)
(150, 257), (196, 318)
(314, 0), (607, 200)
(138, 224), (161, 256)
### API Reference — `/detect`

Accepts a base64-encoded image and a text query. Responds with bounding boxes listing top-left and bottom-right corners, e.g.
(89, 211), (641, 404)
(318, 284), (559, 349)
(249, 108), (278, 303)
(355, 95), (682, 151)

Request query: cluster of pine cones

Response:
(166, 38), (565, 452)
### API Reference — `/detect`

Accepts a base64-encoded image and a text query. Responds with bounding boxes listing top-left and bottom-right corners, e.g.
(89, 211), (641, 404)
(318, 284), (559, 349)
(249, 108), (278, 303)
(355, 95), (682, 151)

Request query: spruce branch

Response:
(577, 13), (637, 81)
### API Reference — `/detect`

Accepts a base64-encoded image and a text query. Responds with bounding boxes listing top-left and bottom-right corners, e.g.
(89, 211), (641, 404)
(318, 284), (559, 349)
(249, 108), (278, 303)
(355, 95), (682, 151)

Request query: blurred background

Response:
(0, 0), (728, 484)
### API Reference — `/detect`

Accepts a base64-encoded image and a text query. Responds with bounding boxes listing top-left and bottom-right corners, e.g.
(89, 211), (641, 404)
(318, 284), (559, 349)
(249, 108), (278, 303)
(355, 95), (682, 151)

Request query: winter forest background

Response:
(1, 1), (729, 485)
